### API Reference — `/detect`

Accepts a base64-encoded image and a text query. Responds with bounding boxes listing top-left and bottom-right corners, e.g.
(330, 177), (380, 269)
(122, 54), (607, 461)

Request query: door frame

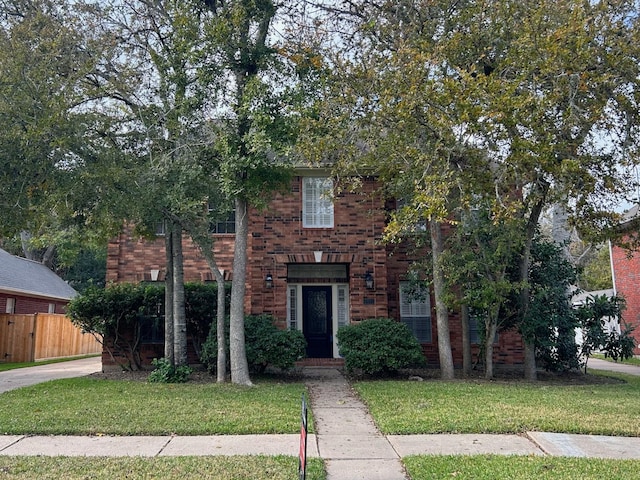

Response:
(287, 283), (349, 358)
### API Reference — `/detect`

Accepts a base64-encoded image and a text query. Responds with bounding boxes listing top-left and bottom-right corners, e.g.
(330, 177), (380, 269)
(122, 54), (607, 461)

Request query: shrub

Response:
(200, 315), (306, 375)
(148, 358), (193, 383)
(603, 323), (637, 362)
(68, 282), (229, 370)
(337, 318), (426, 376)
(199, 317), (230, 375)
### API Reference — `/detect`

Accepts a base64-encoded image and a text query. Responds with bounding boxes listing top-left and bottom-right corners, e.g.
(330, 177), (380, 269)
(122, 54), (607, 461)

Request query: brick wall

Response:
(105, 175), (526, 367)
(611, 243), (640, 355)
(0, 293), (68, 315)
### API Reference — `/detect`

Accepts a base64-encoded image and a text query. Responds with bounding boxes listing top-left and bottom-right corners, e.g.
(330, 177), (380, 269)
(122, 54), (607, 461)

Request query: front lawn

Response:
(0, 377), (309, 435)
(0, 456), (325, 480)
(354, 371), (640, 436)
(403, 455), (640, 480)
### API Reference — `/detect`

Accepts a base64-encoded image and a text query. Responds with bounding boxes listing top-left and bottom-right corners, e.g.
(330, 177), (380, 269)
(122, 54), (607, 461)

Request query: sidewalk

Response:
(2, 359), (640, 479)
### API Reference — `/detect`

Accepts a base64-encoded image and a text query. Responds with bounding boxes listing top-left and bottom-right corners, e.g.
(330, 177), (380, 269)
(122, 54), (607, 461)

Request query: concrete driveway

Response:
(0, 356), (101, 394)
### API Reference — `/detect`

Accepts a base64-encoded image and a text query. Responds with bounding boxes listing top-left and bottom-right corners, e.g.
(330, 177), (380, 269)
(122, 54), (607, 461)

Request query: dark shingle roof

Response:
(0, 248), (77, 301)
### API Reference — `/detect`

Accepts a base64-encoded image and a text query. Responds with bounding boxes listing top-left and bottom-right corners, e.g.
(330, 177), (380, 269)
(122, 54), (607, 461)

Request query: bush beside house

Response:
(68, 282), (228, 370)
(337, 318), (426, 376)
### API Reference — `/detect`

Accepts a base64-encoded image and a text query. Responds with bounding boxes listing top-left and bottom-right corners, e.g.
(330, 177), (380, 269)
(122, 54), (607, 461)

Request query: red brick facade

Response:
(610, 243), (640, 355)
(107, 175), (524, 368)
(0, 293), (68, 315)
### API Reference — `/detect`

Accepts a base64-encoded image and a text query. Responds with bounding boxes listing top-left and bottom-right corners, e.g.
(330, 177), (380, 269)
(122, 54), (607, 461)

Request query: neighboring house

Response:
(572, 288), (619, 348)
(0, 248), (77, 314)
(610, 204), (640, 355)
(106, 172), (525, 367)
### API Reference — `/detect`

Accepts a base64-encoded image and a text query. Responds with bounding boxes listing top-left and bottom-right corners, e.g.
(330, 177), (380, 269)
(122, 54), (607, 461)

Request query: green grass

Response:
(403, 455), (640, 479)
(0, 456), (325, 480)
(354, 372), (640, 436)
(0, 378), (311, 435)
(0, 355), (100, 372)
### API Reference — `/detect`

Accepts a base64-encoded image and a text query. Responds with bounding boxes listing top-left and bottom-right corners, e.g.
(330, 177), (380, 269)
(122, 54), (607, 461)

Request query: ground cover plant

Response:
(354, 371), (640, 436)
(403, 455), (640, 480)
(0, 456), (326, 480)
(0, 377), (310, 435)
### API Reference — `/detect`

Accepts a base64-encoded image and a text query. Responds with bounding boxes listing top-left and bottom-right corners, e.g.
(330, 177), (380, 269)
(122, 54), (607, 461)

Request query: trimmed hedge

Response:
(337, 318), (426, 376)
(200, 314), (306, 375)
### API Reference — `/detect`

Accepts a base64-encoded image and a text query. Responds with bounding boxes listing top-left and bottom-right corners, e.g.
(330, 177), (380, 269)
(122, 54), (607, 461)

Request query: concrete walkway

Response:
(0, 356), (102, 393)
(2, 358), (640, 479)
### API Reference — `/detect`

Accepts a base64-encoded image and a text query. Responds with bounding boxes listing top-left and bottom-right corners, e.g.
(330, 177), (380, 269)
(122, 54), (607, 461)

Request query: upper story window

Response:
(303, 177), (334, 228)
(210, 209), (236, 234)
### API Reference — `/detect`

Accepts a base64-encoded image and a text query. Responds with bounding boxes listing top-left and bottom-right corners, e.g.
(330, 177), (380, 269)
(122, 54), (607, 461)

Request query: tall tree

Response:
(304, 0), (640, 380)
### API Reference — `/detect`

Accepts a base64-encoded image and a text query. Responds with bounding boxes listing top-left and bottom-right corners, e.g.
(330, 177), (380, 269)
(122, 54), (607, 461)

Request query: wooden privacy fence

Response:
(0, 313), (102, 363)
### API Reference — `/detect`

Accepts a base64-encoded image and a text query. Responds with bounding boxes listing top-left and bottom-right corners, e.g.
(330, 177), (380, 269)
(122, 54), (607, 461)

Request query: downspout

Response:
(608, 240), (617, 296)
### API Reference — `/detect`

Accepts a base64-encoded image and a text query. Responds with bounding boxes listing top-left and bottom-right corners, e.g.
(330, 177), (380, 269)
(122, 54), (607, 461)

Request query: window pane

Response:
(399, 282), (432, 343)
(303, 177), (334, 228)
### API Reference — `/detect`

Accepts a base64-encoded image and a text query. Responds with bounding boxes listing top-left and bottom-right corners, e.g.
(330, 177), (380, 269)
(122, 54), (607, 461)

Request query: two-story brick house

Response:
(106, 170), (525, 368)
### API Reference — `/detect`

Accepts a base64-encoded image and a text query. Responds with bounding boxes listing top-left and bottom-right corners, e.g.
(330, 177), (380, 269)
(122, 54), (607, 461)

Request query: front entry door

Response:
(302, 286), (332, 358)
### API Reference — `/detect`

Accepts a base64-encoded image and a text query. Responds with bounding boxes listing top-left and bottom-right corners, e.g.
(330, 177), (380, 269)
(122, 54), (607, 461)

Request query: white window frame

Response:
(5, 298), (15, 314)
(399, 282), (432, 343)
(302, 177), (334, 228)
(48, 303), (56, 314)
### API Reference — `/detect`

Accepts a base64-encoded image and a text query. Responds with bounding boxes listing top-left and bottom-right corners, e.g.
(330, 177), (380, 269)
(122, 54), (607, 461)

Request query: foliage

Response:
(525, 237), (580, 373)
(576, 293), (627, 372)
(303, 0), (640, 380)
(148, 357), (193, 383)
(67, 282), (226, 370)
(603, 323), (637, 363)
(200, 314), (306, 375)
(443, 204), (523, 378)
(244, 315), (307, 374)
(200, 316), (230, 375)
(577, 245), (614, 292)
(336, 318), (426, 376)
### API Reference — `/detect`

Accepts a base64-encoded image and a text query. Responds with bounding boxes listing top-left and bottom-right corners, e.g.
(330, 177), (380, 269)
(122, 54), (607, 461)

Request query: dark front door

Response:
(302, 286), (332, 358)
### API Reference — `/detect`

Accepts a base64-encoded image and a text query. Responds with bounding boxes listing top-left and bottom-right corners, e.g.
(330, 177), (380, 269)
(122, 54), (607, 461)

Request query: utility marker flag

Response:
(298, 393), (308, 480)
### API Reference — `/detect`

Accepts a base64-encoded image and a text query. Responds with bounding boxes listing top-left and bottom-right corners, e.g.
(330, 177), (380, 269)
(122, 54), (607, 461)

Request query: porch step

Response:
(296, 358), (345, 367)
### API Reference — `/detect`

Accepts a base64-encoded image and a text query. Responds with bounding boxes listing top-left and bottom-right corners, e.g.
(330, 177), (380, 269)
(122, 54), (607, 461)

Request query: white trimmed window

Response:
(48, 303), (56, 314)
(399, 283), (432, 343)
(5, 298), (15, 314)
(302, 177), (334, 228)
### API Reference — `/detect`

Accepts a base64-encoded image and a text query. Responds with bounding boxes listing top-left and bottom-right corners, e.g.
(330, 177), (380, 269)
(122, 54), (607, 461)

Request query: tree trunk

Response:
(215, 269), (227, 383)
(164, 225), (174, 365)
(523, 341), (537, 381)
(484, 319), (498, 380)
(172, 224), (187, 367)
(229, 197), (252, 386)
(430, 219), (455, 379)
(520, 191), (548, 381)
(461, 303), (472, 377)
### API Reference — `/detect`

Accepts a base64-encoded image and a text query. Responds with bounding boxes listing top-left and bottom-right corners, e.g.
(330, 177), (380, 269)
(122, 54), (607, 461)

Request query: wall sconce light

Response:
(265, 273), (274, 289)
(364, 271), (374, 290)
